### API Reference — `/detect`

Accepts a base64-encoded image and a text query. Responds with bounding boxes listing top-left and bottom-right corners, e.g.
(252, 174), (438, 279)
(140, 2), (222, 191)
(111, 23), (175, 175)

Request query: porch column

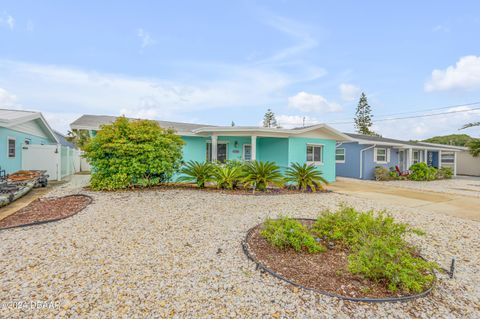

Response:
(251, 135), (257, 161)
(424, 149), (428, 164)
(408, 148), (413, 168)
(438, 150), (442, 168)
(454, 152), (457, 176)
(211, 135), (218, 161)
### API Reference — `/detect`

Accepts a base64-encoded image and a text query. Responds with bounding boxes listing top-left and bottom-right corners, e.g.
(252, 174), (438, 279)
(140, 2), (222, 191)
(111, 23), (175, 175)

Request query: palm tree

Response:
(177, 161), (214, 188)
(285, 163), (328, 192)
(241, 161), (283, 191)
(212, 165), (243, 190)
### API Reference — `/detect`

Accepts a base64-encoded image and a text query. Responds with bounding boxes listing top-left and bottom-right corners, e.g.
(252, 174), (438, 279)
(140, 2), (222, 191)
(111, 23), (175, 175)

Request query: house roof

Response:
(193, 124), (352, 141)
(344, 133), (462, 151)
(0, 108), (59, 143)
(70, 115), (352, 141)
(54, 130), (76, 148)
(70, 114), (213, 133)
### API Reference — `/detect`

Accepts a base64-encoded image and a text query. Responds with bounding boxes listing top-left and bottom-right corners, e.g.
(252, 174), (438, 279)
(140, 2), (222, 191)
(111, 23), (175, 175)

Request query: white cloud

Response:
(137, 28), (155, 49)
(0, 87), (17, 106)
(288, 91), (342, 113)
(339, 83), (361, 101)
(432, 25), (450, 33)
(0, 12), (15, 30)
(425, 55), (480, 92)
(275, 114), (321, 128)
(260, 15), (318, 64)
(0, 59), (322, 131)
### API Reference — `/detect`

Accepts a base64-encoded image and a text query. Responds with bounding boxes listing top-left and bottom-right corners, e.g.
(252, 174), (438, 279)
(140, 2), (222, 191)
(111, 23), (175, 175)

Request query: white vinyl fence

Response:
(21, 144), (86, 181)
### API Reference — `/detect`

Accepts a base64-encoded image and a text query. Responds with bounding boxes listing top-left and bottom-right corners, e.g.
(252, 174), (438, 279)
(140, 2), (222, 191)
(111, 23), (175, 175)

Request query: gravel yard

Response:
(373, 176), (480, 198)
(0, 180), (479, 318)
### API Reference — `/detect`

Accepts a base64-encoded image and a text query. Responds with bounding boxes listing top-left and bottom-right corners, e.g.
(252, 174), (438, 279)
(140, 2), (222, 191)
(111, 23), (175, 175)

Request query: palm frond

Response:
(285, 162), (328, 192)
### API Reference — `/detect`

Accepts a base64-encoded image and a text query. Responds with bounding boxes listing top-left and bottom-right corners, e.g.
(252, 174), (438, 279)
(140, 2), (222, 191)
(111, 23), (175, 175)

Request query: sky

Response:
(0, 1), (480, 140)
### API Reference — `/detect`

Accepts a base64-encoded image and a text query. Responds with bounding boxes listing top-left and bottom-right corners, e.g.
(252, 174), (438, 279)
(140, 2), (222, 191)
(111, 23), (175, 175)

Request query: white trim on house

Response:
(374, 147), (388, 164)
(306, 143), (324, 166)
(335, 148), (346, 163)
(243, 144), (252, 161)
(0, 109), (59, 144)
(7, 136), (16, 158)
(206, 140), (228, 162)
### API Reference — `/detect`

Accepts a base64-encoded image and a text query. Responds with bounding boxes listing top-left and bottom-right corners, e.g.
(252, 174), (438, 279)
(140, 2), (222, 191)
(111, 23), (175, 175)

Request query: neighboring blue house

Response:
(336, 133), (461, 180)
(0, 109), (59, 174)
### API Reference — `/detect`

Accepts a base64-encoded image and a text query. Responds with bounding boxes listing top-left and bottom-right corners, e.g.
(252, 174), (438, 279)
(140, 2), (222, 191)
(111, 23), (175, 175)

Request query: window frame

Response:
(412, 150), (421, 164)
(7, 137), (16, 158)
(206, 141), (228, 162)
(335, 148), (346, 163)
(306, 144), (324, 165)
(243, 144), (252, 161)
(374, 147), (388, 164)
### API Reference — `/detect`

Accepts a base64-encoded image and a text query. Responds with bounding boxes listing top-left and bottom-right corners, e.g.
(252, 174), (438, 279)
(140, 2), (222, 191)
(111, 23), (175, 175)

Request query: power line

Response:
(326, 101), (480, 124)
(327, 106), (480, 125)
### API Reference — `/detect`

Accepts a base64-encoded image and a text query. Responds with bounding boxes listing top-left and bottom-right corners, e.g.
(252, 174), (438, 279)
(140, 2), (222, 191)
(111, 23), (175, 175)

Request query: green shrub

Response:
(241, 161), (283, 191)
(436, 167), (453, 179)
(348, 236), (436, 293)
(177, 161), (214, 188)
(311, 206), (435, 293)
(260, 217), (325, 253)
(212, 164), (243, 190)
(408, 162), (437, 181)
(84, 117), (184, 190)
(285, 163), (328, 191)
(374, 166), (398, 181)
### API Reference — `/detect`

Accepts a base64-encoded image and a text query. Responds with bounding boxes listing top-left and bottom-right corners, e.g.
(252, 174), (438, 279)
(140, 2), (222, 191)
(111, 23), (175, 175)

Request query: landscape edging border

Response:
(0, 194), (93, 231)
(242, 219), (436, 303)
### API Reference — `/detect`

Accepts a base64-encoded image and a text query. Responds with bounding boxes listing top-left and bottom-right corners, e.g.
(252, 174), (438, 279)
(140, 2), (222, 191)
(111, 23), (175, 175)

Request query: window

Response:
(8, 138), (15, 158)
(243, 144), (252, 161)
(335, 148), (345, 163)
(206, 142), (228, 162)
(413, 150), (420, 164)
(374, 148), (388, 163)
(306, 144), (323, 164)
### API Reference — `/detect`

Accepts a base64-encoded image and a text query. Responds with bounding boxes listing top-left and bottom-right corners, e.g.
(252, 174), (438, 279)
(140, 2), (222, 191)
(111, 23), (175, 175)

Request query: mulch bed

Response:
(0, 195), (92, 230)
(245, 220), (432, 300)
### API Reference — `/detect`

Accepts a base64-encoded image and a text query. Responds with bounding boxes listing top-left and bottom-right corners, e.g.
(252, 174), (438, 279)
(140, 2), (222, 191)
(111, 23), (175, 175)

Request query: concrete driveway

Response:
(330, 178), (480, 222)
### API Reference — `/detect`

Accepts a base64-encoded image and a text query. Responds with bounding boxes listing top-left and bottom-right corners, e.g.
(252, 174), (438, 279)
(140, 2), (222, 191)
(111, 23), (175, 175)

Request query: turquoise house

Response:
(70, 115), (351, 182)
(0, 109), (59, 174)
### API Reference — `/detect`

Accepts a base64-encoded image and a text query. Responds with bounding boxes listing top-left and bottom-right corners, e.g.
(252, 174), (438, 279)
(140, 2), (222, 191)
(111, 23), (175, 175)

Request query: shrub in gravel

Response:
(408, 163), (437, 181)
(311, 206), (436, 293)
(436, 167), (453, 179)
(177, 161), (214, 188)
(285, 163), (328, 191)
(374, 166), (399, 181)
(241, 161), (283, 191)
(84, 117), (184, 190)
(212, 164), (243, 190)
(261, 217), (326, 253)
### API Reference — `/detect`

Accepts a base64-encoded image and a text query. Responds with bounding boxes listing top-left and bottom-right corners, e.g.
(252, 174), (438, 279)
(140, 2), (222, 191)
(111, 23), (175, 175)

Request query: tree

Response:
(422, 134), (473, 146)
(231, 121), (235, 127)
(354, 93), (376, 136)
(460, 122), (480, 157)
(66, 129), (91, 150)
(84, 117), (184, 190)
(263, 109), (278, 128)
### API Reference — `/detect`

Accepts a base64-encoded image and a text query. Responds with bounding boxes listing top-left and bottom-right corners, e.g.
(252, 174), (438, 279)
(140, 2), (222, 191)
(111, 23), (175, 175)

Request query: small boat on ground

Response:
(0, 170), (49, 207)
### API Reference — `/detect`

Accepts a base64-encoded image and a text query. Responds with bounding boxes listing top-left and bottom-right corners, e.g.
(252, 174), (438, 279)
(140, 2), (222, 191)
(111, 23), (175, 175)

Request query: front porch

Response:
(396, 148), (457, 175)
